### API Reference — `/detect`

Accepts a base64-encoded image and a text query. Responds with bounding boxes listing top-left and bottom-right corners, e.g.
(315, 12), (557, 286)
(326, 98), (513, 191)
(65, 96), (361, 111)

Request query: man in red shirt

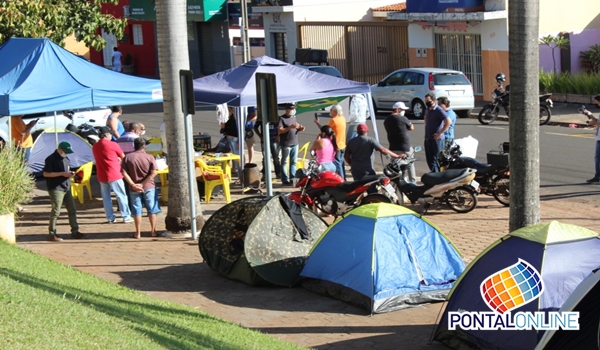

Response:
(93, 126), (133, 223)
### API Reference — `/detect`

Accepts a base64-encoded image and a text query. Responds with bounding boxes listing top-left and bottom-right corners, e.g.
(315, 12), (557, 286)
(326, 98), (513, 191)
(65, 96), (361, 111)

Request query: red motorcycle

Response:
(288, 156), (395, 217)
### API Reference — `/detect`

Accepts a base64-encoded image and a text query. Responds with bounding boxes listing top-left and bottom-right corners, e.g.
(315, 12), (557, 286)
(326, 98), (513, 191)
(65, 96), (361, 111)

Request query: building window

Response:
(273, 32), (287, 62)
(132, 24), (143, 45)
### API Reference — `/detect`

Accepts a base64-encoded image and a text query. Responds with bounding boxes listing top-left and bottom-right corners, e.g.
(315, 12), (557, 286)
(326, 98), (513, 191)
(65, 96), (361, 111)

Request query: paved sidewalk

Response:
(14, 173), (598, 349)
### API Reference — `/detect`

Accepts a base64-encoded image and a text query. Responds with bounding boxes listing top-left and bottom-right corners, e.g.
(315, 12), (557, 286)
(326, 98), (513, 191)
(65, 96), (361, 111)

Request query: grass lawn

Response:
(0, 240), (304, 350)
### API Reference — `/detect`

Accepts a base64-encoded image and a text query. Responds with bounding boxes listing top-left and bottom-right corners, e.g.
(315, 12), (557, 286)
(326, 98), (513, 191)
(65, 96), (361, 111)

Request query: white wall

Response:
(480, 19), (509, 51)
(408, 23), (434, 48)
(292, 0), (405, 22)
(262, 12), (298, 62)
(539, 0), (600, 33)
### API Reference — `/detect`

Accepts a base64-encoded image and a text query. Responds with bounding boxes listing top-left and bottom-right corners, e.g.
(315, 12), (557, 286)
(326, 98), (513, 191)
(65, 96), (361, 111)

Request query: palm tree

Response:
(508, 0), (540, 231)
(155, 0), (204, 233)
(539, 35), (570, 73)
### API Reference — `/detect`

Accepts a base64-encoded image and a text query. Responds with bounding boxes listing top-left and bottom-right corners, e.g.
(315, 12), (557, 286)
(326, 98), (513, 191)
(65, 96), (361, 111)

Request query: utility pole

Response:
(240, 0), (251, 63)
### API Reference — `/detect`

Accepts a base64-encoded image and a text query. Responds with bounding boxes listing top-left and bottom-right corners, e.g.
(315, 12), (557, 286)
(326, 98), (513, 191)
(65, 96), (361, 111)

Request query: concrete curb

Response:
(468, 113), (589, 128)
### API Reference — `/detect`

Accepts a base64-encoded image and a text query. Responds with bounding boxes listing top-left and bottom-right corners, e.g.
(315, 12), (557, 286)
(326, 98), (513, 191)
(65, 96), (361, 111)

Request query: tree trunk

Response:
(508, 0), (540, 232)
(155, 0), (204, 233)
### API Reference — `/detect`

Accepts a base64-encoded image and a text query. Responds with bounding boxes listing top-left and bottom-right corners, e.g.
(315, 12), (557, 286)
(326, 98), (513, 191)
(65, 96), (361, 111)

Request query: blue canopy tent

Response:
(192, 56), (376, 194)
(0, 37), (163, 116)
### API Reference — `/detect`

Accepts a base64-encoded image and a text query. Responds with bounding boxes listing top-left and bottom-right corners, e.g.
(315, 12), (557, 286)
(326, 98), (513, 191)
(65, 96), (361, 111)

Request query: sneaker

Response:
(123, 217), (134, 223)
(47, 234), (63, 242)
(282, 181), (292, 186)
(71, 232), (84, 239)
(107, 219), (116, 224)
(586, 178), (600, 183)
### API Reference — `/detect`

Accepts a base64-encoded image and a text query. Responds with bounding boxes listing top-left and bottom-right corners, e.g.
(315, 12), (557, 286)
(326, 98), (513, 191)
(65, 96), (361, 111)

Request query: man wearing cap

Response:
(43, 141), (84, 241)
(384, 102), (416, 183)
(278, 103), (305, 185)
(344, 123), (403, 181)
(93, 126), (133, 224)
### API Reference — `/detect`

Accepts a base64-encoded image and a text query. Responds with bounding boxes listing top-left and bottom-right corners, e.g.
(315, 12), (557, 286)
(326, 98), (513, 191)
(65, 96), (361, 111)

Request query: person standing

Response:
(437, 96), (457, 150)
(315, 104), (347, 180)
(582, 95), (600, 183)
(278, 103), (305, 185)
(384, 102), (416, 183)
(245, 107), (257, 164)
(116, 122), (145, 155)
(121, 138), (164, 238)
(346, 94), (368, 142)
(423, 93), (451, 172)
(311, 125), (338, 173)
(43, 141), (84, 241)
(112, 47), (122, 72)
(221, 107), (241, 175)
(10, 115), (37, 162)
(254, 118), (282, 179)
(93, 126), (133, 223)
(106, 106), (125, 140)
(344, 123), (403, 181)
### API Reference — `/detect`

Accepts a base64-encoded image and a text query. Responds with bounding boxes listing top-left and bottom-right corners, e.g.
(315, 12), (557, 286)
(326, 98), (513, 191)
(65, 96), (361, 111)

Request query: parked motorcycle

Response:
(288, 156), (396, 217)
(383, 153), (479, 213)
(438, 144), (510, 206)
(478, 73), (553, 126)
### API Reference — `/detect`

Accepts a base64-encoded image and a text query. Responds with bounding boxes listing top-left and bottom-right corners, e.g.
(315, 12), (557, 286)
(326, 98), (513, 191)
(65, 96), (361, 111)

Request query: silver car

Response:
(0, 106), (111, 143)
(371, 68), (475, 118)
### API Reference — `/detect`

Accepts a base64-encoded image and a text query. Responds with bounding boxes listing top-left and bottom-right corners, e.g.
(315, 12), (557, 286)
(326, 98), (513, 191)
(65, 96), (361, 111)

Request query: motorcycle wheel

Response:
(445, 186), (478, 213)
(492, 176), (510, 207)
(539, 105), (551, 126)
(360, 193), (392, 206)
(478, 105), (499, 125)
(390, 182), (405, 205)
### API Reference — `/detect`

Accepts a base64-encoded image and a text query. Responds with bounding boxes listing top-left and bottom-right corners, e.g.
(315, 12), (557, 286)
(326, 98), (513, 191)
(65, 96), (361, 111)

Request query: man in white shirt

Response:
(346, 94), (368, 142)
(112, 47), (122, 72)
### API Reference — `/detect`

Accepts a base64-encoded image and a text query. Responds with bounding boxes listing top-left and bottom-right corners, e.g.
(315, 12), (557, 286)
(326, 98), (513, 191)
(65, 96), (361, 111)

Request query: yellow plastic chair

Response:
(195, 159), (231, 204)
(70, 161), (93, 204)
(295, 142), (310, 170)
(146, 137), (163, 158)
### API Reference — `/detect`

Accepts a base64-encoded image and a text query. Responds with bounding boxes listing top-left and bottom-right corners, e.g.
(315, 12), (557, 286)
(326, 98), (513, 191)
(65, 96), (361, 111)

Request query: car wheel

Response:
(456, 109), (472, 118)
(412, 100), (426, 119)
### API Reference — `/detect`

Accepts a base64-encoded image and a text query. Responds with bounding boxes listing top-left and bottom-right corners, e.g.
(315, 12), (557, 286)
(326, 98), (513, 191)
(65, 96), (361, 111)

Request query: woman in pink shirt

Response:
(311, 125), (338, 173)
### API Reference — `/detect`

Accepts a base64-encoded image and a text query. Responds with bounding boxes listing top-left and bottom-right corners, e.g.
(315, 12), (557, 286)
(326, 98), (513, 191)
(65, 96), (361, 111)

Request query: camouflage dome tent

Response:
(199, 195), (328, 286)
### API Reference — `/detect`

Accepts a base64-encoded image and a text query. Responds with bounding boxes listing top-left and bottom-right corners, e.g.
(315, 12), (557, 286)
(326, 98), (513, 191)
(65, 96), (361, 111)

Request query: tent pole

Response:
(7, 115), (12, 147)
(366, 93), (384, 168)
(259, 78), (273, 196)
(184, 112), (198, 240)
(54, 111), (58, 147)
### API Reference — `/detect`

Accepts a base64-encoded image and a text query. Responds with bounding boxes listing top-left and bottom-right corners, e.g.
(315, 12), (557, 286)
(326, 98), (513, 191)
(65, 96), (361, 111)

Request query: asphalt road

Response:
(127, 103), (600, 207)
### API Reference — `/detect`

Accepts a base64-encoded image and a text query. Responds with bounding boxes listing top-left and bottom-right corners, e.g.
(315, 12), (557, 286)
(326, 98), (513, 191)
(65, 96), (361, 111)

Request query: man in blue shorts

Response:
(121, 138), (164, 239)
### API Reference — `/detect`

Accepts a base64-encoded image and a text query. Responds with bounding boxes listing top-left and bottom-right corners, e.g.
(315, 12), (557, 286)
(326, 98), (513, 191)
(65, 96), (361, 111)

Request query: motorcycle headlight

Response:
(492, 92), (497, 99)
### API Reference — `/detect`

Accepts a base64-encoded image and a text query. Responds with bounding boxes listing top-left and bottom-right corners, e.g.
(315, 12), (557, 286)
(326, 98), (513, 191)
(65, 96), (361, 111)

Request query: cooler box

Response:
(193, 134), (211, 151)
(406, 0), (485, 13)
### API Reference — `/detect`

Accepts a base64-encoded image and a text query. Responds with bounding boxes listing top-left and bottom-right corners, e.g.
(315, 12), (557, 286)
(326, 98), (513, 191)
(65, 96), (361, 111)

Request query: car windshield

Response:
(434, 73), (470, 86)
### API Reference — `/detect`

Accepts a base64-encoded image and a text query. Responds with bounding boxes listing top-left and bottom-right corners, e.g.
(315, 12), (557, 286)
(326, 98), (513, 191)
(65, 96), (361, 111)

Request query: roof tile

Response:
(372, 2), (406, 12)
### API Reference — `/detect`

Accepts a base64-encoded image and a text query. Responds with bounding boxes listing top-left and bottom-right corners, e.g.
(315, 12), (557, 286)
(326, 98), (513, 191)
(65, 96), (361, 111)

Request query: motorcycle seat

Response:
(337, 175), (381, 192)
(421, 169), (471, 186)
(476, 164), (501, 175)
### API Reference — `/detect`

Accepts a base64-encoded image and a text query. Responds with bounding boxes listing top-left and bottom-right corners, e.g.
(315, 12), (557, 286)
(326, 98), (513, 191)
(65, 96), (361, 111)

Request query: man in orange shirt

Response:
(315, 104), (347, 180)
(11, 115), (37, 162)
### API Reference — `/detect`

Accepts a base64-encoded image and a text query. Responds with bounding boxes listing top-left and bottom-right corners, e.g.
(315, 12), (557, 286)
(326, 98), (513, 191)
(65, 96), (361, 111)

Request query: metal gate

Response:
(435, 33), (483, 95)
(273, 32), (288, 62)
(299, 24), (408, 84)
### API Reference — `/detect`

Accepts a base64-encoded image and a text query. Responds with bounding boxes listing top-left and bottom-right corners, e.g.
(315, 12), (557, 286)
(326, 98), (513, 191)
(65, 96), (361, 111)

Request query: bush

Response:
(580, 44), (600, 73)
(539, 71), (600, 95)
(0, 146), (35, 215)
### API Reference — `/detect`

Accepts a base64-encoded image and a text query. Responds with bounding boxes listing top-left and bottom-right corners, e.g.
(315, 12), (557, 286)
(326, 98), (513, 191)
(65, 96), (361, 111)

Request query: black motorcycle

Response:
(478, 73), (553, 126)
(438, 144), (510, 206)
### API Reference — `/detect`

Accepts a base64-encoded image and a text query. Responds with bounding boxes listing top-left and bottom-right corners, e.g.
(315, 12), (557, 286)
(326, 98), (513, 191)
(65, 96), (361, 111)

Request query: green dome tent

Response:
(199, 195), (328, 286)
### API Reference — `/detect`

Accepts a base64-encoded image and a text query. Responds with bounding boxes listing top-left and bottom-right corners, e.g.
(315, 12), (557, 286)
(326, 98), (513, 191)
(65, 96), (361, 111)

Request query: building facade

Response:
(386, 0), (600, 99)
(252, 0), (410, 84)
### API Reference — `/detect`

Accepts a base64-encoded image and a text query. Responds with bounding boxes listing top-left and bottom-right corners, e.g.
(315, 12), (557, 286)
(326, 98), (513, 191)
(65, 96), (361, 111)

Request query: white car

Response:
(0, 107), (111, 143)
(371, 68), (475, 118)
